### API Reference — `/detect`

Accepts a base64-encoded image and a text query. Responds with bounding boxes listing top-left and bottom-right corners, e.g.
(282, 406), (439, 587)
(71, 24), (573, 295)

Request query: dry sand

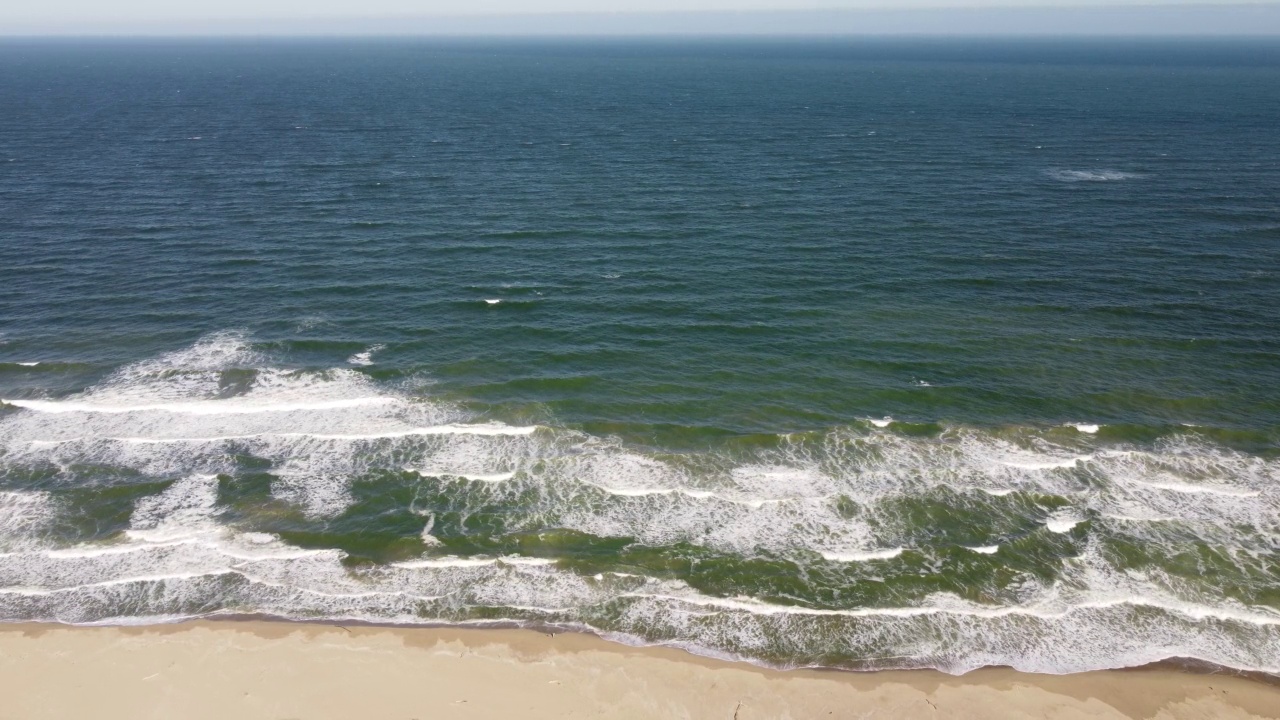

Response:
(0, 620), (1276, 719)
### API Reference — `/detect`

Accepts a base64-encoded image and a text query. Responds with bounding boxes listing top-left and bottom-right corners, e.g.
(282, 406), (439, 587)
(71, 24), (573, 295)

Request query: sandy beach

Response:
(0, 621), (1274, 719)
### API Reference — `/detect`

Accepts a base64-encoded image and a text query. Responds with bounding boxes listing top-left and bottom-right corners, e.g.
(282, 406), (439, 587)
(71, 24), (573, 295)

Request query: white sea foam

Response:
(1001, 455), (1090, 470)
(2, 333), (1279, 675)
(418, 513), (440, 544)
(583, 482), (783, 508)
(4, 528), (1276, 641)
(392, 557), (501, 569)
(347, 344), (384, 366)
(0, 570), (241, 596)
(618, 590), (1280, 627)
(1048, 169), (1141, 182)
(408, 468), (516, 483)
(2, 397), (398, 415)
(1074, 424), (1100, 434)
(820, 548), (904, 562)
(0, 491), (55, 551)
(37, 540), (326, 563)
(1101, 513), (1177, 524)
(55, 424), (537, 443)
(484, 299), (502, 305)
(593, 486), (677, 498)
(1, 510), (1278, 676)
(130, 473), (220, 533)
(16, 361), (39, 367)
(1126, 478), (1260, 498)
(966, 546), (1001, 554)
(393, 556), (557, 569)
(1045, 510), (1084, 533)
(869, 417), (892, 428)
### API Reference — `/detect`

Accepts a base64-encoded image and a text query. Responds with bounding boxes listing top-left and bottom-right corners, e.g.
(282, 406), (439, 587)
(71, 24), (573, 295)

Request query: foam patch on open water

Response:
(1047, 169), (1142, 182)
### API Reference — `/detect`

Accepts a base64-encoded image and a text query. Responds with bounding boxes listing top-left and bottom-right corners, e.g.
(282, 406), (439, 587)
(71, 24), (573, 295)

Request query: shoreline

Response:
(201, 612), (1280, 684)
(15, 611), (1280, 682)
(2, 618), (1278, 719)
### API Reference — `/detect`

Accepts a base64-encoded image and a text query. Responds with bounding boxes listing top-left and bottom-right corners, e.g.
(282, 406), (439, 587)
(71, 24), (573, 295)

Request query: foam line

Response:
(1100, 513), (1176, 523)
(1000, 455), (1091, 470)
(2, 397), (398, 415)
(28, 424), (539, 445)
(0, 570), (441, 602)
(820, 548), (904, 562)
(0, 570), (239, 595)
(585, 483), (795, 508)
(976, 487), (1017, 496)
(392, 556), (558, 569)
(407, 469), (516, 482)
(622, 593), (1280, 626)
(1126, 479), (1260, 498)
(26, 539), (333, 562)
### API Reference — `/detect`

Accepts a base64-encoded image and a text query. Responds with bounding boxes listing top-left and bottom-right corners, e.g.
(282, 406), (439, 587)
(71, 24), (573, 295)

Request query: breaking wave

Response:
(1, 332), (1278, 675)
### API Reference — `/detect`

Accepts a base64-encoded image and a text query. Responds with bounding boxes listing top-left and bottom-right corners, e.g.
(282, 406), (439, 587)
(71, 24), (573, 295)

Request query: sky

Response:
(3, 1), (1279, 35)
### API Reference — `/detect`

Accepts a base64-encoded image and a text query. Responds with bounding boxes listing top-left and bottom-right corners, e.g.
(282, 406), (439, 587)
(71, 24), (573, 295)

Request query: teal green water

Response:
(0, 39), (1278, 674)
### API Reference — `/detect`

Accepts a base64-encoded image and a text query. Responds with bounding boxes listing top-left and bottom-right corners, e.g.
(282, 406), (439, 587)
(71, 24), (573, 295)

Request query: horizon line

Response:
(5, 4), (1280, 37)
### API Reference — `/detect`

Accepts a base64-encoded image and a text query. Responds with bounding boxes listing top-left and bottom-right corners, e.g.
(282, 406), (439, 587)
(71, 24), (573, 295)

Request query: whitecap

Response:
(1126, 478), (1260, 498)
(1045, 510), (1084, 533)
(820, 548), (904, 562)
(977, 487), (1017, 497)
(347, 344), (384, 367)
(1001, 455), (1090, 470)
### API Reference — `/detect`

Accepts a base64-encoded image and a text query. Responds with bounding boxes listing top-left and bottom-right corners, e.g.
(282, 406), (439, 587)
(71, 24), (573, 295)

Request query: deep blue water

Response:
(0, 39), (1278, 674)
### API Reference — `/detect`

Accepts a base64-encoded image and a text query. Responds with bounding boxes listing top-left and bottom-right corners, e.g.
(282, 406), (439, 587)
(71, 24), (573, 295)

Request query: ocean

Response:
(1, 38), (1278, 675)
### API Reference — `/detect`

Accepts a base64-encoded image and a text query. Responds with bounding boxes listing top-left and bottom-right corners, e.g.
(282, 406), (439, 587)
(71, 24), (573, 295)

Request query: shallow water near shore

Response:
(1, 38), (1279, 675)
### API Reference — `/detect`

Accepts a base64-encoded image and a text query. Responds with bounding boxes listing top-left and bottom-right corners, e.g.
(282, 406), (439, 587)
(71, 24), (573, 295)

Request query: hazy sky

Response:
(3, 0), (1270, 21)
(4, 0), (1279, 34)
